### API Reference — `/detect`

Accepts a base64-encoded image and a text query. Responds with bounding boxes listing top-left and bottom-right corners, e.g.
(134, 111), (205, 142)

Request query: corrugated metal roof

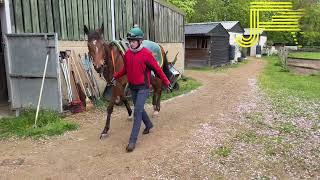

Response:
(220, 21), (240, 30)
(244, 28), (266, 36)
(185, 21), (243, 33)
(185, 23), (220, 35)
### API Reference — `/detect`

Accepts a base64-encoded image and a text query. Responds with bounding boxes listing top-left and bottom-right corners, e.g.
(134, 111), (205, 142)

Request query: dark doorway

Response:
(0, 15), (10, 118)
(0, 16), (8, 102)
(247, 47), (251, 56)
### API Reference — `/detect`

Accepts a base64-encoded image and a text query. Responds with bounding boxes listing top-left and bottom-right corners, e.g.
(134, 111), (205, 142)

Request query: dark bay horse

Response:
(84, 24), (171, 138)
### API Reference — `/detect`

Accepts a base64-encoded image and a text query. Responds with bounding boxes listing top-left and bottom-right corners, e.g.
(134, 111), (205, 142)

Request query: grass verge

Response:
(288, 52), (320, 60)
(259, 56), (320, 100)
(155, 76), (202, 101)
(0, 109), (79, 140)
(259, 56), (320, 117)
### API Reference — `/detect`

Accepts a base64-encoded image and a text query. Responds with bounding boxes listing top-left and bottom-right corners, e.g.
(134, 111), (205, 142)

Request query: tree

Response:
(169, 0), (320, 46)
(299, 2), (320, 46)
(167, 0), (197, 22)
(189, 0), (225, 22)
(224, 0), (251, 27)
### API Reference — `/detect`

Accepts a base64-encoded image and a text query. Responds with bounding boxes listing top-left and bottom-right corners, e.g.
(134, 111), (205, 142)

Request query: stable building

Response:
(185, 23), (230, 67)
(0, 0), (185, 116)
(243, 28), (267, 57)
(220, 21), (244, 63)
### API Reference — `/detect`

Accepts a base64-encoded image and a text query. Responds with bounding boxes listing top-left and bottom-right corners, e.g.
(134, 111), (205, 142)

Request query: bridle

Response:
(89, 41), (118, 87)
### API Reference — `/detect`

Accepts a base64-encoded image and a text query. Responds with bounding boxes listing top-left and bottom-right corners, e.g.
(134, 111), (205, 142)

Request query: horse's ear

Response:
(99, 23), (104, 35)
(84, 25), (89, 35)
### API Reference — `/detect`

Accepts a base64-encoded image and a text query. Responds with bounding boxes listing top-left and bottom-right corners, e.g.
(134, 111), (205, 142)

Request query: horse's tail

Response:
(160, 46), (171, 81)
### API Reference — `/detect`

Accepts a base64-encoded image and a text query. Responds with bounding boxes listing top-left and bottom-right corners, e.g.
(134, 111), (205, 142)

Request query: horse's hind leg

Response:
(152, 88), (162, 117)
(100, 101), (114, 139)
(121, 96), (133, 120)
(156, 88), (162, 112)
(152, 89), (157, 112)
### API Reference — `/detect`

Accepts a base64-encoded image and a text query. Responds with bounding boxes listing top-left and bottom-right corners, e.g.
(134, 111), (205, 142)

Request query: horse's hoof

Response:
(152, 111), (159, 118)
(100, 129), (109, 139)
(99, 132), (109, 139)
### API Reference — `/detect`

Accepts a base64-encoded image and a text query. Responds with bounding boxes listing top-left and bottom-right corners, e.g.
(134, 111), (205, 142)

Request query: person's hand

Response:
(111, 77), (116, 86)
(166, 84), (172, 92)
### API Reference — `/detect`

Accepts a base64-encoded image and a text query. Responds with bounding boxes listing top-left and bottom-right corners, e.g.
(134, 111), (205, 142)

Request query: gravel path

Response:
(0, 58), (266, 179)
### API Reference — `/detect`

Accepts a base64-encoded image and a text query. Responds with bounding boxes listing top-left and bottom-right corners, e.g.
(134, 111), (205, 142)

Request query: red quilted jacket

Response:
(114, 47), (170, 89)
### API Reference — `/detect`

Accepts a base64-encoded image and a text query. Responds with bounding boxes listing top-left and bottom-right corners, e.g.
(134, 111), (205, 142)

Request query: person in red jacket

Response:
(112, 26), (170, 152)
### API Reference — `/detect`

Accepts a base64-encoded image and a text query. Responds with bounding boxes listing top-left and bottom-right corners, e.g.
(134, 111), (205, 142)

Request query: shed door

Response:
(4, 34), (62, 112)
(210, 36), (230, 67)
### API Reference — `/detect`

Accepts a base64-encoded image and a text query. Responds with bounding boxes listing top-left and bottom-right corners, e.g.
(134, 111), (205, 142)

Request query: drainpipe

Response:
(111, 0), (115, 40)
(4, 0), (12, 33)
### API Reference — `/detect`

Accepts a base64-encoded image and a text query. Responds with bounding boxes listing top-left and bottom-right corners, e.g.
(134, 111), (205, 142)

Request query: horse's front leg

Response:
(152, 89), (157, 112)
(152, 88), (162, 117)
(156, 88), (162, 112)
(100, 101), (115, 139)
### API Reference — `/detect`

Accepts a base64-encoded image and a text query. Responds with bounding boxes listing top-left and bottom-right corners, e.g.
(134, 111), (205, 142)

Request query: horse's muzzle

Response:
(93, 65), (102, 73)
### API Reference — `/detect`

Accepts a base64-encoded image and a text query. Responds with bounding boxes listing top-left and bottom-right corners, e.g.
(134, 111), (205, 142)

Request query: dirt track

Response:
(0, 58), (265, 179)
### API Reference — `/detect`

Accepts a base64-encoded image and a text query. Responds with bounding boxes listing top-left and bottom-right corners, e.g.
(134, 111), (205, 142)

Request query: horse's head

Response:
(84, 24), (109, 71)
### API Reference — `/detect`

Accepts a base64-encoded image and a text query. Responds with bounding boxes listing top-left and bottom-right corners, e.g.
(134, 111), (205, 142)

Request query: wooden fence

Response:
(154, 0), (184, 43)
(8, 0), (184, 42)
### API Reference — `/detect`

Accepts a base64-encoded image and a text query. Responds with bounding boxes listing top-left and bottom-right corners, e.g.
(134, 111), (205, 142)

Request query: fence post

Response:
(278, 47), (289, 71)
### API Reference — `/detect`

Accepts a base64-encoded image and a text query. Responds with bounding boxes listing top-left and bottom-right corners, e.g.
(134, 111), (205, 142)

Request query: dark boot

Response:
(143, 124), (153, 135)
(126, 142), (136, 152)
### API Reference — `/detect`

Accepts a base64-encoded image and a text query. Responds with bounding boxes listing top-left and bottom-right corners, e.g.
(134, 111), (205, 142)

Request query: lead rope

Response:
(111, 49), (116, 74)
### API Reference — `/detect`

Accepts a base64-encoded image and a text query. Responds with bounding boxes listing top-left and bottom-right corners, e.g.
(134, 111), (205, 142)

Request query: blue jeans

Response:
(129, 88), (153, 144)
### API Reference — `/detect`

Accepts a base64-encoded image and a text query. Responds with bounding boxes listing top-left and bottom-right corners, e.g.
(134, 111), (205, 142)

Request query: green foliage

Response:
(167, 0), (197, 22)
(267, 32), (296, 45)
(169, 0), (319, 46)
(188, 0), (225, 23)
(301, 4), (320, 32)
(300, 31), (320, 47)
(0, 109), (79, 139)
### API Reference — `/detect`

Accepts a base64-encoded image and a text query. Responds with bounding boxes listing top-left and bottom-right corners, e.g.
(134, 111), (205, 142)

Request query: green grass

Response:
(245, 112), (267, 128)
(259, 56), (320, 117)
(236, 131), (258, 143)
(186, 60), (249, 72)
(277, 122), (297, 134)
(147, 76), (202, 103)
(259, 56), (320, 101)
(214, 146), (232, 157)
(186, 66), (213, 71)
(94, 97), (109, 110)
(0, 109), (79, 139)
(288, 52), (320, 60)
(263, 137), (292, 156)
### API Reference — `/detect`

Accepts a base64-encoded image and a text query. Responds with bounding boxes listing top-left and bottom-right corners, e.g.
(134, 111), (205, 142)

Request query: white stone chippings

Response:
(149, 77), (320, 179)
